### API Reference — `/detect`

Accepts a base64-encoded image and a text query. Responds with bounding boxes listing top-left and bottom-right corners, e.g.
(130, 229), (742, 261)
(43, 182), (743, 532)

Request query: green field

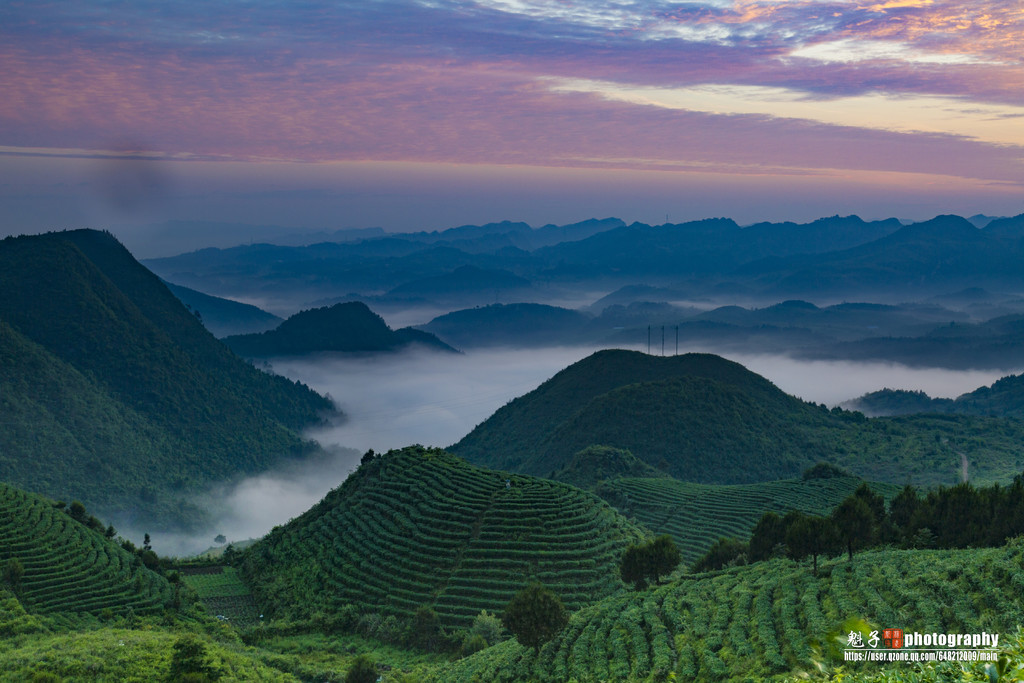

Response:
(241, 446), (647, 628)
(598, 475), (901, 564)
(181, 565), (261, 628)
(426, 541), (1024, 682)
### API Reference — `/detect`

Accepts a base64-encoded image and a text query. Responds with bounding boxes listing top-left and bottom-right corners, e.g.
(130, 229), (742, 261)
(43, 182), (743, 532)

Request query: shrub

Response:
(345, 654), (377, 683)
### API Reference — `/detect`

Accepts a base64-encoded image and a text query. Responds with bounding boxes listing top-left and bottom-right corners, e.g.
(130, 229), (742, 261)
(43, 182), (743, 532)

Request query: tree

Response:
(888, 484), (920, 543)
(785, 514), (837, 575)
(503, 582), (568, 652)
(470, 609), (504, 646)
(3, 558), (24, 589)
(620, 543), (647, 590)
(693, 537), (748, 572)
(749, 511), (785, 562)
(345, 654), (377, 683)
(68, 500), (86, 523)
(620, 535), (682, 589)
(833, 496), (874, 561)
(409, 605), (443, 651)
(854, 483), (886, 527)
(648, 535), (681, 582)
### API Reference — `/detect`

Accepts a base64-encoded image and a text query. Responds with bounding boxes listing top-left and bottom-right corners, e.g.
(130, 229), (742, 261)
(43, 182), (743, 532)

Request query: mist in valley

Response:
(152, 343), (1019, 557)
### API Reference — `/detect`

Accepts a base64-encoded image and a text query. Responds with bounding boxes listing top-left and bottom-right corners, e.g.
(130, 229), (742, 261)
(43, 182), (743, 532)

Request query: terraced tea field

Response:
(181, 565), (260, 628)
(0, 483), (172, 620)
(429, 541), (1024, 682)
(241, 446), (646, 628)
(597, 476), (900, 563)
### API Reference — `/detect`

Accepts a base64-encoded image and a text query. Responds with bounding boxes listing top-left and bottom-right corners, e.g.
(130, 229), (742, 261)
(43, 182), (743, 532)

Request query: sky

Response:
(2, 0), (1023, 250)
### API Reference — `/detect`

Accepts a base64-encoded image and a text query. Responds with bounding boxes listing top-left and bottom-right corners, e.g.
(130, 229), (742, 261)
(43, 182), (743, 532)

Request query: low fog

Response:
(150, 345), (1017, 556)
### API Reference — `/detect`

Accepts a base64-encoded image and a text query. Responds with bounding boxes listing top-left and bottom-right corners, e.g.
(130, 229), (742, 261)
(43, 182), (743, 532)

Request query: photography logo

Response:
(844, 628), (999, 664)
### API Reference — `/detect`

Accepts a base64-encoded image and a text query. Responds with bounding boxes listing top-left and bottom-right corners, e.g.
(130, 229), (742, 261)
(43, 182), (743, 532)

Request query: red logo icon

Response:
(883, 629), (904, 649)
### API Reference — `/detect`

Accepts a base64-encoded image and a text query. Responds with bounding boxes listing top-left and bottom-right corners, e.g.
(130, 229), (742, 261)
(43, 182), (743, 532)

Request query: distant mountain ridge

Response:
(142, 213), (934, 303)
(223, 301), (456, 356)
(163, 280), (283, 337)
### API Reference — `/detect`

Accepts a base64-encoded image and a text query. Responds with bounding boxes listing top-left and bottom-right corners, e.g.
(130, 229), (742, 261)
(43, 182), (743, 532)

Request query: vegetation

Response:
(620, 536), (681, 590)
(344, 654), (377, 683)
(0, 482), (174, 619)
(596, 474), (899, 564)
(503, 583), (569, 652)
(0, 624), (298, 681)
(851, 374), (1024, 418)
(239, 446), (646, 630)
(0, 230), (332, 528)
(180, 566), (260, 628)
(451, 350), (1024, 489)
(550, 445), (668, 489)
(423, 541), (1024, 681)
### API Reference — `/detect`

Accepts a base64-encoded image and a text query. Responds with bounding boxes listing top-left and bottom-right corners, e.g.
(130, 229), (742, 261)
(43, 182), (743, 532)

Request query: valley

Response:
(4, 218), (1024, 681)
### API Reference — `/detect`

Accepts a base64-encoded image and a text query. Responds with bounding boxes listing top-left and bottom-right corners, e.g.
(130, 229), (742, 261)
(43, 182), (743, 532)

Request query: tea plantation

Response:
(0, 483), (172, 621)
(240, 446), (647, 628)
(426, 541), (1024, 682)
(598, 475), (900, 563)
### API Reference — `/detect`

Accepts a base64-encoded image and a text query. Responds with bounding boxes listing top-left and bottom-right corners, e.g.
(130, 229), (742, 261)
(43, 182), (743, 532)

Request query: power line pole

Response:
(647, 325), (651, 355)
(675, 325), (678, 356)
(661, 326), (665, 356)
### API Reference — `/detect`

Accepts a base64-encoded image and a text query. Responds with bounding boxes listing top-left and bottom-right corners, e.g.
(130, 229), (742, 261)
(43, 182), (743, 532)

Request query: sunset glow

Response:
(1, 0), (1022, 238)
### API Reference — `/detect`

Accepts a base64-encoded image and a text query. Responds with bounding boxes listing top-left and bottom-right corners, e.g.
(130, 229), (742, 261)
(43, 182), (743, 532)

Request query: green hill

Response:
(850, 374), (1024, 418)
(239, 446), (646, 629)
(450, 349), (1024, 488)
(426, 541), (1024, 682)
(551, 446), (669, 490)
(0, 482), (173, 621)
(450, 349), (790, 477)
(224, 301), (457, 356)
(0, 230), (332, 528)
(596, 476), (900, 564)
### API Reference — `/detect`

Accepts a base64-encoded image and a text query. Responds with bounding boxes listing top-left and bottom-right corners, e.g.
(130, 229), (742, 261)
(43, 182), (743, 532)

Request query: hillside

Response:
(0, 482), (173, 619)
(239, 446), (647, 629)
(163, 280), (283, 337)
(0, 230), (333, 528)
(223, 301), (456, 356)
(596, 476), (900, 564)
(450, 350), (787, 476)
(451, 349), (1024, 488)
(427, 541), (1024, 681)
(849, 373), (1024, 417)
(420, 303), (593, 347)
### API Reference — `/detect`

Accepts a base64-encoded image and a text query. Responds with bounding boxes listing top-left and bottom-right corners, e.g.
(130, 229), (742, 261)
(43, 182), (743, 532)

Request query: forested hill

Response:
(449, 349), (823, 481)
(0, 230), (333, 529)
(223, 301), (457, 356)
(450, 349), (1024, 488)
(848, 373), (1024, 417)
